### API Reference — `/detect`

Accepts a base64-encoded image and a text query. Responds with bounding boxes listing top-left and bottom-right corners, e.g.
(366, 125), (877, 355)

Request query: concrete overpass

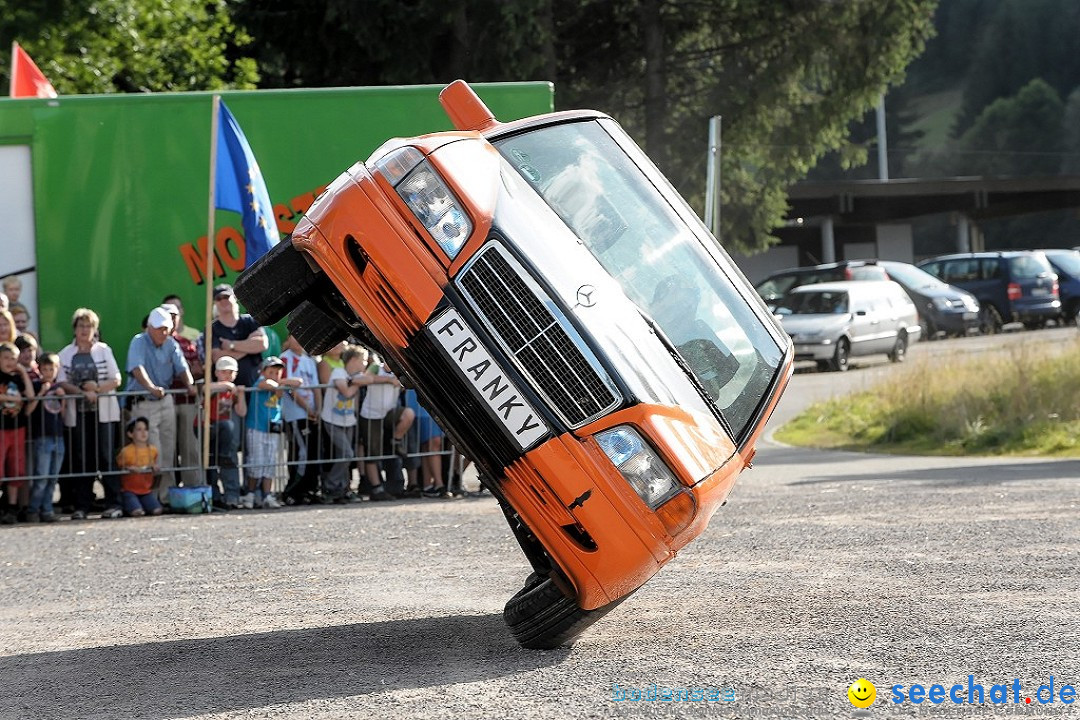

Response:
(734, 175), (1080, 283)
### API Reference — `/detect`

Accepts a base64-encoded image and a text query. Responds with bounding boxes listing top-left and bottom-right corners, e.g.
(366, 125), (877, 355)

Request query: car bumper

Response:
(930, 309), (980, 334)
(792, 341), (837, 362)
(1011, 299), (1062, 322)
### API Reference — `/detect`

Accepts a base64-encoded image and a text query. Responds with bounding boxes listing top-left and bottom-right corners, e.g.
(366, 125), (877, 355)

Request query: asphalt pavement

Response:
(1, 328), (1077, 719)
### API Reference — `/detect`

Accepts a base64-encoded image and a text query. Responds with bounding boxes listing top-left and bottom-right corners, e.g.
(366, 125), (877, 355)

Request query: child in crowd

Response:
(358, 359), (412, 499)
(320, 345), (364, 502)
(403, 389), (447, 498)
(26, 353), (65, 523)
(0, 342), (35, 524)
(1, 276), (22, 307)
(12, 335), (40, 513)
(279, 335), (321, 505)
(116, 416), (162, 517)
(201, 355), (247, 509)
(15, 335), (40, 381)
(243, 356), (301, 509)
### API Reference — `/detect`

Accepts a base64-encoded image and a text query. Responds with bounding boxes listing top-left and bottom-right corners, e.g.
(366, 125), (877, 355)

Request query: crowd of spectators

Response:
(0, 276), (469, 525)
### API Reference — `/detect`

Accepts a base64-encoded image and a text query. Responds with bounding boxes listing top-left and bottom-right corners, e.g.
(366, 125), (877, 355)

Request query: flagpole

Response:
(9, 42), (19, 98)
(202, 94), (221, 479)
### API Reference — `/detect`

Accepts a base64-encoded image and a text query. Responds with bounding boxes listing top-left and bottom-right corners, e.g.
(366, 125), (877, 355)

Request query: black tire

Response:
(888, 331), (908, 363)
(979, 304), (1003, 335)
(920, 318), (938, 341)
(829, 338), (850, 372)
(504, 575), (624, 650)
(234, 238), (319, 326)
(1064, 300), (1080, 326)
(286, 299), (351, 355)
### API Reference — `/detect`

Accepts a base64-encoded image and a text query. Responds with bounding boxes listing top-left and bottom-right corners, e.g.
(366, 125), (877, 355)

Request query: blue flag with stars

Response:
(215, 100), (278, 268)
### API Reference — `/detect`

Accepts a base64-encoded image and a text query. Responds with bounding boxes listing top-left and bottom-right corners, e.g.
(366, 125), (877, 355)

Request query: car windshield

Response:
(880, 262), (945, 290)
(755, 275), (803, 300)
(776, 290), (850, 315)
(494, 120), (783, 439)
(756, 270), (835, 299)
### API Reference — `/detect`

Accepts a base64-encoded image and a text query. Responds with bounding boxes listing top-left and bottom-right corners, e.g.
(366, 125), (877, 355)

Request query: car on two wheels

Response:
(235, 81), (793, 649)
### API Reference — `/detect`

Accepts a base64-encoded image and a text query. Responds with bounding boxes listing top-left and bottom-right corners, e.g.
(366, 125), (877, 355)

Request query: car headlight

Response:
(374, 148), (472, 258)
(595, 426), (681, 509)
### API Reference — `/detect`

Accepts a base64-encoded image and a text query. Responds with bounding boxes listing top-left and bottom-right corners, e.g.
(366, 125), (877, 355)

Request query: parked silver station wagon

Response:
(774, 280), (922, 371)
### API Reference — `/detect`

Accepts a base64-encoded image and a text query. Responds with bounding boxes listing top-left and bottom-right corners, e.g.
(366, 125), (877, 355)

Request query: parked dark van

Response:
(917, 251), (1060, 333)
(1041, 249), (1080, 324)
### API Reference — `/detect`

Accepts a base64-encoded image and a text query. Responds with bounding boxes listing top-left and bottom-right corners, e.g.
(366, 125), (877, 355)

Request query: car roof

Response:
(789, 280), (898, 293)
(920, 250), (1042, 262)
(761, 260), (878, 277)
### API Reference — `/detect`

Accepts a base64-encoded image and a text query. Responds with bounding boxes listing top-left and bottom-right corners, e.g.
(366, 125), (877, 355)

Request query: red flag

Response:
(9, 42), (58, 99)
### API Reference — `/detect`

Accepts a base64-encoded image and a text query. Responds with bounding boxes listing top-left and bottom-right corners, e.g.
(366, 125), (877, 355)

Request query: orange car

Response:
(236, 80), (793, 648)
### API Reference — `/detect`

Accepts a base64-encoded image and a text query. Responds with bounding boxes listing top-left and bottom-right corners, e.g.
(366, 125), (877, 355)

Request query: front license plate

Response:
(428, 308), (550, 451)
(963, 312), (977, 320)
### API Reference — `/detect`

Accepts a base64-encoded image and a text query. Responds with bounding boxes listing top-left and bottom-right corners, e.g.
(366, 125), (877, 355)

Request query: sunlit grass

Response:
(775, 336), (1080, 457)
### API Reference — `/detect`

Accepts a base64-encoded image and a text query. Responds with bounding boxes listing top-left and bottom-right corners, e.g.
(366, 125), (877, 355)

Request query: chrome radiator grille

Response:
(457, 243), (619, 427)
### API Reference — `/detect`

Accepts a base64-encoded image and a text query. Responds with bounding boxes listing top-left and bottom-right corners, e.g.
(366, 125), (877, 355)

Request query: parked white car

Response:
(774, 280), (922, 371)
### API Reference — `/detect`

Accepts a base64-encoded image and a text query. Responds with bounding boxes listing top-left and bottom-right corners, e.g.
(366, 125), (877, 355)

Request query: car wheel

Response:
(978, 305), (1003, 335)
(286, 299), (352, 355)
(920, 319), (937, 341)
(234, 237), (320, 326)
(1064, 300), (1080, 326)
(889, 332), (908, 363)
(504, 574), (624, 650)
(829, 338), (850, 372)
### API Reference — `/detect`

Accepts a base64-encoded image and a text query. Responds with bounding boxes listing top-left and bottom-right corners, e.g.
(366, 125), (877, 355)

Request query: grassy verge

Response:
(775, 336), (1080, 457)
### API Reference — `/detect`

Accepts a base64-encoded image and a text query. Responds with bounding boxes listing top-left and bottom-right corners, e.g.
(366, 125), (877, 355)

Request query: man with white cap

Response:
(125, 306), (196, 505)
(161, 301), (202, 488)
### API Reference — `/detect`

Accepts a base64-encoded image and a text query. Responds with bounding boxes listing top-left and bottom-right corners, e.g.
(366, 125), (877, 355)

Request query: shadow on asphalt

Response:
(788, 459), (1080, 488)
(1, 613), (567, 718)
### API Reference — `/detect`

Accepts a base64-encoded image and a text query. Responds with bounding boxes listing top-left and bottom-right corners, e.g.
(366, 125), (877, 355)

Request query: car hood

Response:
(778, 314), (849, 337)
(912, 283), (972, 302)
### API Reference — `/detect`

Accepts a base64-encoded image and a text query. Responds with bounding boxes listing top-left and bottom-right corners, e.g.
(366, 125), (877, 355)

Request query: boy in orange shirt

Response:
(117, 416), (163, 517)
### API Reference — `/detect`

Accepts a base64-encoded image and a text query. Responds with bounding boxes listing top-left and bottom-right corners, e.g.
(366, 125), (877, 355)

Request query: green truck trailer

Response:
(0, 82), (552, 359)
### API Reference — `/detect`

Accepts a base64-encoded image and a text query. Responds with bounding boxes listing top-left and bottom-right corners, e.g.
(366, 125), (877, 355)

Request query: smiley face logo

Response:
(848, 678), (876, 708)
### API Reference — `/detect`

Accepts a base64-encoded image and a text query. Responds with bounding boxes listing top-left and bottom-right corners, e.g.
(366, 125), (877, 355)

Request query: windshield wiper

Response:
(637, 310), (734, 439)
